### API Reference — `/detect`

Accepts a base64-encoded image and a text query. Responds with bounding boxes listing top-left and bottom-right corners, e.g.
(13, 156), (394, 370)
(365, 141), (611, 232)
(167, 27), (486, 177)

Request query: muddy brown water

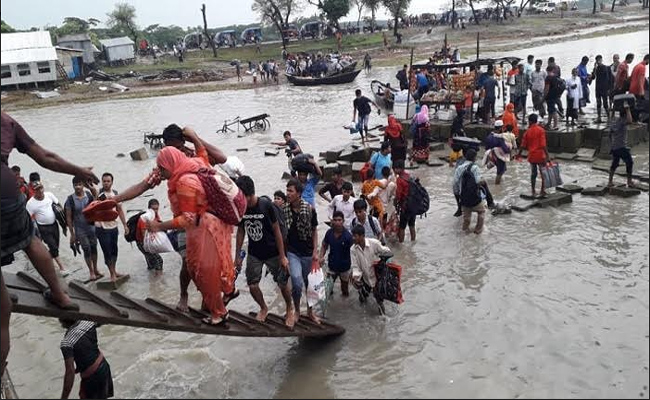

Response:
(4, 31), (649, 398)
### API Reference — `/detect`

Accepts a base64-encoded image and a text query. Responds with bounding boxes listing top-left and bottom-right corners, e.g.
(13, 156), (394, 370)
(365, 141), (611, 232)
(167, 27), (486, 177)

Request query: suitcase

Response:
(612, 93), (636, 112)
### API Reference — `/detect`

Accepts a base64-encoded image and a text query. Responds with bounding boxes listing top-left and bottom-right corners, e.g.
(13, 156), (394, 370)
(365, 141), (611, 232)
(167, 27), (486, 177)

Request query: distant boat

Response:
(371, 80), (398, 110)
(286, 69), (362, 86)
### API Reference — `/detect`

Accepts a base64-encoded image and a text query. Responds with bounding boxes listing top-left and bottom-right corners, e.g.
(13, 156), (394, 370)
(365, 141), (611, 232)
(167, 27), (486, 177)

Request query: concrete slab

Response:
(536, 192), (573, 208)
(581, 186), (608, 196)
(609, 186), (642, 198)
(429, 142), (445, 152)
(557, 184), (584, 194)
(577, 148), (597, 158)
(405, 164), (420, 170)
(555, 153), (577, 161)
(337, 161), (352, 176)
(129, 148), (148, 161)
(575, 156), (595, 163)
(96, 274), (130, 290)
(264, 150), (279, 156)
(352, 162), (365, 182)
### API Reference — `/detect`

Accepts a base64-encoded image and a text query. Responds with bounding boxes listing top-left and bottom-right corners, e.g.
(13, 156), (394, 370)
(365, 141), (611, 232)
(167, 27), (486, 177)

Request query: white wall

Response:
(106, 44), (134, 62)
(1, 60), (57, 87)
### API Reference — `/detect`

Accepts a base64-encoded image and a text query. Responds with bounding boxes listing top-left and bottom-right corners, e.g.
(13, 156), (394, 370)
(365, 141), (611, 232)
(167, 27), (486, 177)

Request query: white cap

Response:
(494, 120), (504, 128)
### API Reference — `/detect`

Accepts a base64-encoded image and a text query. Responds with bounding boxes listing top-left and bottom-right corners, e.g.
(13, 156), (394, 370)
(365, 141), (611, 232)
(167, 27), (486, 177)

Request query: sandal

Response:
(223, 289), (240, 306)
(202, 315), (228, 326)
(43, 289), (80, 311)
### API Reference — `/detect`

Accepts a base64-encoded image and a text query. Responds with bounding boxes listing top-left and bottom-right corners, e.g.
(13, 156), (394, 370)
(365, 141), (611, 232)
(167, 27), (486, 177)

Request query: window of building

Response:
(0, 65), (11, 79)
(37, 61), (51, 74)
(17, 63), (31, 76)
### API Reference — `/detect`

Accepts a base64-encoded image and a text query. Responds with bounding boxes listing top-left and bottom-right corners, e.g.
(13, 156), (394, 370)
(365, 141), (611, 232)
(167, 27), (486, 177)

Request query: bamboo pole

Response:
(405, 47), (415, 121)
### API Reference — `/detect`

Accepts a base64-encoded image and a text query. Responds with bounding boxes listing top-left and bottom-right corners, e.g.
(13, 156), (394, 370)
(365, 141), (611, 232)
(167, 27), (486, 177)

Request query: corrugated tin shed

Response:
(99, 37), (135, 48)
(1, 31), (57, 64)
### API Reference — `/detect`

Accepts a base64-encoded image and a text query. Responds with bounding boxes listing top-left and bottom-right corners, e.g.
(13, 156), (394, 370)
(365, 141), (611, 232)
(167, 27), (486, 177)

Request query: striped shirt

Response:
(60, 321), (100, 373)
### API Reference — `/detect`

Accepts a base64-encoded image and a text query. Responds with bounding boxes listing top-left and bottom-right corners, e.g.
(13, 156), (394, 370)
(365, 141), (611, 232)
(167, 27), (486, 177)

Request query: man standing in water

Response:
(95, 173), (128, 282)
(26, 181), (69, 276)
(60, 319), (113, 399)
(66, 177), (101, 281)
(350, 225), (393, 314)
(518, 114), (549, 197)
(235, 176), (295, 327)
(608, 103), (636, 188)
(352, 89), (379, 143)
(284, 179), (321, 324)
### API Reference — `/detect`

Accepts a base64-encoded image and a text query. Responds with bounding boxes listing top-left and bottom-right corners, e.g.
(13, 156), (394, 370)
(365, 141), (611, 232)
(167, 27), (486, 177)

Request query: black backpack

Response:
(260, 196), (287, 239)
(290, 153), (315, 174)
(459, 163), (482, 208)
(554, 76), (566, 95)
(406, 177), (430, 216)
(125, 211), (145, 243)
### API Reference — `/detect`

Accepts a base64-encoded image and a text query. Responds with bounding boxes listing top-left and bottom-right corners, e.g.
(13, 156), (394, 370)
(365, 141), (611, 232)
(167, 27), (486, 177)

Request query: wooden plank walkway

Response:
(4, 272), (344, 339)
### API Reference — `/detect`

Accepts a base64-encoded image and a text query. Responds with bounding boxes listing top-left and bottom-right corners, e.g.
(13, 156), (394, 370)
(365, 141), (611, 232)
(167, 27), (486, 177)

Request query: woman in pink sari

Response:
(148, 146), (234, 325)
(411, 105), (431, 163)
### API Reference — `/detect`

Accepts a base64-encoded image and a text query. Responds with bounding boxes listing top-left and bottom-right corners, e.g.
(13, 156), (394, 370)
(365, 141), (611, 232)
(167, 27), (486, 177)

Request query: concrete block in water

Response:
(635, 182), (649, 192)
(236, 148), (248, 152)
(352, 162), (365, 182)
(337, 161), (352, 176)
(557, 184), (584, 194)
(116, 153), (125, 158)
(546, 130), (561, 152)
(130, 148), (148, 161)
(597, 135), (612, 160)
(323, 163), (340, 181)
(427, 159), (445, 167)
(96, 274), (130, 290)
(325, 146), (346, 163)
(575, 156), (595, 163)
(339, 148), (354, 162)
(559, 129), (583, 153)
(536, 192), (573, 208)
(429, 142), (445, 152)
(581, 186), (608, 196)
(264, 150), (279, 156)
(512, 202), (537, 212)
(577, 148), (597, 159)
(608, 186), (641, 198)
(554, 153), (577, 161)
(405, 163), (420, 170)
(438, 123), (452, 140)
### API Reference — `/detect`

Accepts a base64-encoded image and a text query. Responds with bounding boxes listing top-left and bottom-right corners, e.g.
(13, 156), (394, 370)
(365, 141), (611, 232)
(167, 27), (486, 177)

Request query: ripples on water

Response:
(4, 31), (649, 398)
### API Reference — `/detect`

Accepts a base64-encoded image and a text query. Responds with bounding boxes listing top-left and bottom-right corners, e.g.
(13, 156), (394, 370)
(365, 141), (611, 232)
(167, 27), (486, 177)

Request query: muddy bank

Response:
(1, 7), (648, 112)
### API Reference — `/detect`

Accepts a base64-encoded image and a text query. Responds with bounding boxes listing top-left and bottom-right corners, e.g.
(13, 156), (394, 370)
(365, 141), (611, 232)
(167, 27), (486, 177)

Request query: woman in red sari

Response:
(148, 146), (234, 326)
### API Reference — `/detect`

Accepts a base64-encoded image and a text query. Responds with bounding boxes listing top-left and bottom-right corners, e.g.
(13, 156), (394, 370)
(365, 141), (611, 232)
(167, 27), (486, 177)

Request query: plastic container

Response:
(394, 100), (416, 120)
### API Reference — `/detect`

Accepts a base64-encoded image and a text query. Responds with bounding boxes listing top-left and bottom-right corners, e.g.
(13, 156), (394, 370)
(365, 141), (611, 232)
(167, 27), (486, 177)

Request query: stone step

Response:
(557, 184), (584, 194)
(608, 186), (642, 198)
(535, 192), (573, 208)
(581, 186), (608, 196)
(96, 274), (130, 290)
(554, 153), (577, 161)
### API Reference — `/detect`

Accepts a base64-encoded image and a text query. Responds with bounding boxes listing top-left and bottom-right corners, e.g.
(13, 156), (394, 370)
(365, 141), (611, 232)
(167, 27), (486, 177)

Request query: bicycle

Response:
(216, 116), (241, 133)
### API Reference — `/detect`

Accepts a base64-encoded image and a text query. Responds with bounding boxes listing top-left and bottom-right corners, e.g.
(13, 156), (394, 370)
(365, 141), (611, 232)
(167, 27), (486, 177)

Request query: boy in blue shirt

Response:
(319, 211), (353, 297)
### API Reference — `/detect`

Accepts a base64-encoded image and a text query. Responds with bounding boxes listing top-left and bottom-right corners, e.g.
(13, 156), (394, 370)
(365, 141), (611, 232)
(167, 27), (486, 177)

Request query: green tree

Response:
(308, 0), (351, 29)
(106, 2), (138, 44)
(253, 0), (304, 49)
(1, 20), (16, 33)
(362, 0), (382, 32)
(382, 0), (410, 36)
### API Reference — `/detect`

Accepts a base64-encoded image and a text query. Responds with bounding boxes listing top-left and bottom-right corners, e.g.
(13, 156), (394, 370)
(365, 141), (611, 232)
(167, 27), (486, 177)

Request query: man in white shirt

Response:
(350, 225), (393, 310)
(26, 181), (68, 276)
(328, 182), (356, 229)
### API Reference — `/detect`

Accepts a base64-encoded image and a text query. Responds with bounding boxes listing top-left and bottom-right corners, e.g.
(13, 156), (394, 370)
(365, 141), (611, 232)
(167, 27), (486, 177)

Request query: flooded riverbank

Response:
(3, 31), (649, 398)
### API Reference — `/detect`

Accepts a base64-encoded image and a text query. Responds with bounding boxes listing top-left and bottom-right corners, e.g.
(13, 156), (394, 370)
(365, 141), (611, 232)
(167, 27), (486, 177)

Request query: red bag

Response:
(82, 200), (119, 222)
(373, 261), (404, 304)
(194, 168), (246, 225)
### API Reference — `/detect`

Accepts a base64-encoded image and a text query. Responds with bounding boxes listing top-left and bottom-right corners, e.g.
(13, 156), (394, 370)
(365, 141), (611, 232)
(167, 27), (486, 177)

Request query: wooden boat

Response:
(5, 271), (345, 338)
(340, 61), (357, 73)
(286, 69), (361, 86)
(371, 80), (398, 110)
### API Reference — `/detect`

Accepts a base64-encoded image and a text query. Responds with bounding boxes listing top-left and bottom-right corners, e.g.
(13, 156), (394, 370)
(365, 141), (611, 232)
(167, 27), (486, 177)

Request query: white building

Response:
(1, 31), (58, 88)
(99, 37), (135, 65)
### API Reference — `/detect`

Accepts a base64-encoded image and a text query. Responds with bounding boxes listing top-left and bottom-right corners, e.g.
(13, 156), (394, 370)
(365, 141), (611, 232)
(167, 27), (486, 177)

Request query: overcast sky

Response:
(2, 0), (448, 30)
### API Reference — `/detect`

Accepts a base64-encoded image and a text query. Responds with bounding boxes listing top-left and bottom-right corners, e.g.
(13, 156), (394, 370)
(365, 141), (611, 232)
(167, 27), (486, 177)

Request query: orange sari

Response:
(501, 103), (520, 137)
(158, 147), (234, 319)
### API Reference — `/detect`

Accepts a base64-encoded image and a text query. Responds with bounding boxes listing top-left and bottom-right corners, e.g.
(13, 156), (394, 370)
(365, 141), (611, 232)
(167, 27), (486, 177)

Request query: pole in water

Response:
(476, 32), (480, 60)
(406, 47), (415, 120)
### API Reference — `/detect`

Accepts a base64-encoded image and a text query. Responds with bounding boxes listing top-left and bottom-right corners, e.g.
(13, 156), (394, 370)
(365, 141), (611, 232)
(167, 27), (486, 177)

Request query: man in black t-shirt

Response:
(272, 131), (302, 157)
(543, 66), (562, 129)
(236, 176), (295, 328)
(60, 319), (113, 399)
(284, 179), (321, 324)
(352, 89), (379, 143)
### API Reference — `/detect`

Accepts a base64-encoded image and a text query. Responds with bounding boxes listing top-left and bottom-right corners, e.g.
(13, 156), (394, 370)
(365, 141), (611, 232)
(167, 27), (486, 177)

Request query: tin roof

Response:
(99, 36), (135, 48)
(1, 31), (57, 65)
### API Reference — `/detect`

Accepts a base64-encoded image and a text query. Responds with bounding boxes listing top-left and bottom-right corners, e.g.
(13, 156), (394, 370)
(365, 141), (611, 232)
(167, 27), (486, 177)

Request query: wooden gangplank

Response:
(4, 272), (344, 339)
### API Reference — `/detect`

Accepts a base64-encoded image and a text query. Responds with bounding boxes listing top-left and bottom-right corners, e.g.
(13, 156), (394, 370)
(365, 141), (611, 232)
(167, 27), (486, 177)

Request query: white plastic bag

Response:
(307, 268), (326, 312)
(141, 210), (175, 253)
